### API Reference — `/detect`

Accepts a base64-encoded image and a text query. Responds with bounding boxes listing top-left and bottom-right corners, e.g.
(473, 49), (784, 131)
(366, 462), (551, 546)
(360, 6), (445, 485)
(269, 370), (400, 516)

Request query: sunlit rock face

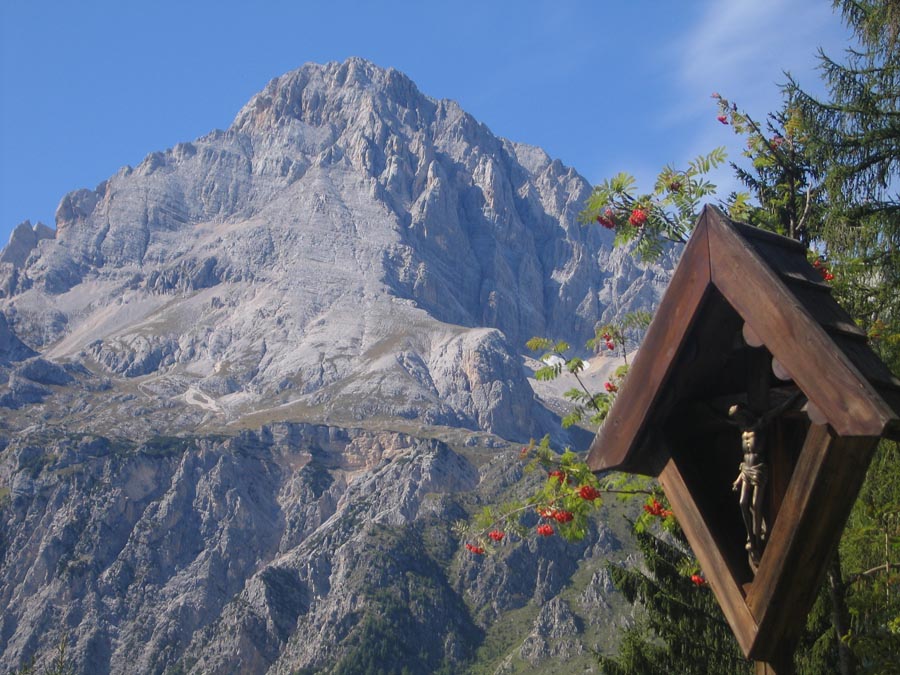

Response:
(0, 57), (670, 440)
(0, 58), (670, 673)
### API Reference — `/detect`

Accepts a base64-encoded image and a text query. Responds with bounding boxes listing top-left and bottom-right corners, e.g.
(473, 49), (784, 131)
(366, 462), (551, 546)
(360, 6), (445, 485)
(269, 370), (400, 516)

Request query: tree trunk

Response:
(828, 552), (857, 675)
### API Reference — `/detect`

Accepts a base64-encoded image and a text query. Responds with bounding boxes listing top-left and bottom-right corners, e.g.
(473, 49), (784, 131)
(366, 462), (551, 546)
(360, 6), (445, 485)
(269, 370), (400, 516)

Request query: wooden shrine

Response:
(587, 206), (900, 673)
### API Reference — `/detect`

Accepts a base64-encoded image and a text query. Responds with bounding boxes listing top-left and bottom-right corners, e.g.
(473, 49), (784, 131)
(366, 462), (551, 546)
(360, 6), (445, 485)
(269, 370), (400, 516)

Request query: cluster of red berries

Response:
(537, 506), (574, 522)
(717, 114), (729, 125)
(579, 485), (601, 501)
(536, 523), (555, 536)
(596, 207), (617, 229)
(598, 206), (652, 228)
(600, 332), (615, 351)
(643, 499), (673, 518)
(691, 574), (707, 587)
(629, 208), (648, 227)
(466, 530), (505, 555)
(604, 381), (618, 393)
(548, 470), (573, 485)
(812, 258), (835, 282)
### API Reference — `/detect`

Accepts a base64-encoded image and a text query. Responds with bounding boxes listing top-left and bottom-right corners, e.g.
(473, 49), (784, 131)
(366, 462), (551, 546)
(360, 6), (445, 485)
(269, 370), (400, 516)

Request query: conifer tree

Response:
(596, 523), (752, 675)
(790, 0), (900, 368)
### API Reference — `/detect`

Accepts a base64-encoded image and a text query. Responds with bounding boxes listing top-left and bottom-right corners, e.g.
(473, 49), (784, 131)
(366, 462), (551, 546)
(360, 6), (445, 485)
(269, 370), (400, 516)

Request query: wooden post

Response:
(754, 639), (795, 674)
(755, 660), (793, 675)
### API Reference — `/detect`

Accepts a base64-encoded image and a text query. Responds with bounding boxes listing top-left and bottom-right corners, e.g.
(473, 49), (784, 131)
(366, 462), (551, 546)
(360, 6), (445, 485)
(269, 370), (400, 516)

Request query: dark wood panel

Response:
(660, 457), (759, 657)
(730, 218), (807, 253)
(742, 238), (826, 289)
(754, 644), (796, 675)
(587, 210), (713, 474)
(586, 207), (897, 672)
(746, 426), (877, 660)
(835, 335), (900, 390)
(785, 284), (867, 340)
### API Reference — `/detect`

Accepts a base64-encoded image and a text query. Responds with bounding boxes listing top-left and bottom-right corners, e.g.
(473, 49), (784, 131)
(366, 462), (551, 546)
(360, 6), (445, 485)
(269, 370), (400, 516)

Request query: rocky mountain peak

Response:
(0, 220), (55, 268)
(232, 58), (434, 135)
(0, 56), (671, 442)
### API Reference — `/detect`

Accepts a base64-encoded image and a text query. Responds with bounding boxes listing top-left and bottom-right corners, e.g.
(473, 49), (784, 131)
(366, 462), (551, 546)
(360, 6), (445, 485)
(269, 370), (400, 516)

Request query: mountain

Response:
(0, 58), (671, 674)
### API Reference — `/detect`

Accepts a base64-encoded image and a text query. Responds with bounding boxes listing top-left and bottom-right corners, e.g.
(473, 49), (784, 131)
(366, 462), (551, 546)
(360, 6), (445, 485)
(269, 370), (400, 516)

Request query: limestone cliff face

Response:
(0, 57), (670, 441)
(0, 58), (666, 673)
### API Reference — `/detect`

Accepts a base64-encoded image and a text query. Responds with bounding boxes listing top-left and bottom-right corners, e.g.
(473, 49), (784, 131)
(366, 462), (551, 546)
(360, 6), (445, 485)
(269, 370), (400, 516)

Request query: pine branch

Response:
(844, 561), (900, 586)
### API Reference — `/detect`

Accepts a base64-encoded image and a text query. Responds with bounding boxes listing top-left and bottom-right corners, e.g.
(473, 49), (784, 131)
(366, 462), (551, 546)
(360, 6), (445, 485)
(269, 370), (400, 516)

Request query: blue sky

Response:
(1, 0), (851, 246)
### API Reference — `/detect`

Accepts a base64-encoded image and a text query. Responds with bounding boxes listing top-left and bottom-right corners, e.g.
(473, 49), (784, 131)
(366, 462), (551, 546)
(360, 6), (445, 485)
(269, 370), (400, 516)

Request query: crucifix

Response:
(729, 403), (769, 570)
(728, 354), (805, 572)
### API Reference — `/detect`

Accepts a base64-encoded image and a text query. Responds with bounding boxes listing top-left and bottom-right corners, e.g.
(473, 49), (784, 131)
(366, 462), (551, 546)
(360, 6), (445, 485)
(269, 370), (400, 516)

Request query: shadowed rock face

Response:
(0, 59), (666, 673)
(0, 426), (477, 673)
(0, 423), (629, 675)
(0, 313), (36, 365)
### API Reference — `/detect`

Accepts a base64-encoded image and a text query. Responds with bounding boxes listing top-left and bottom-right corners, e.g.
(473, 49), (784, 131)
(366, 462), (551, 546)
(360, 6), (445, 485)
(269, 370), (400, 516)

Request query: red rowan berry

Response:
(536, 524), (554, 536)
(629, 208), (648, 227)
(579, 485), (601, 501)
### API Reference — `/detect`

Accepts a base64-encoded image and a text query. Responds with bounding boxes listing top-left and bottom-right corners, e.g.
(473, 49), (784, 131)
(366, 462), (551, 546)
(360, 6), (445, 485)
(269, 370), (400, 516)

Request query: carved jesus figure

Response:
(729, 405), (769, 570)
(726, 390), (805, 572)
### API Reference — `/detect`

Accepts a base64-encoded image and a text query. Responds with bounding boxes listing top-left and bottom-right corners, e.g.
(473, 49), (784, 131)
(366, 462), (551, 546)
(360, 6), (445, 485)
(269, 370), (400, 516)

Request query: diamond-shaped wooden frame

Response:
(587, 206), (900, 669)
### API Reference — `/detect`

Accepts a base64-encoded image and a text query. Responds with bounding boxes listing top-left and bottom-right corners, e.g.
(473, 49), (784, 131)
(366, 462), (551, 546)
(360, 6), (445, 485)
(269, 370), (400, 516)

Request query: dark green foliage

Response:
(785, 5), (900, 671)
(596, 525), (752, 675)
(794, 582), (842, 675)
(329, 586), (461, 675)
(836, 440), (900, 674)
(787, 0), (900, 366)
(792, 0), (900, 223)
(715, 93), (821, 243)
(329, 526), (477, 675)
